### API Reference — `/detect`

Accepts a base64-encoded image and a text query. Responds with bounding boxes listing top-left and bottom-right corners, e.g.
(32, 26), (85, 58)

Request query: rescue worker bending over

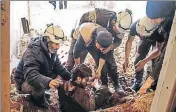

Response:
(123, 16), (164, 92)
(73, 22), (125, 95)
(139, 1), (176, 94)
(65, 8), (133, 71)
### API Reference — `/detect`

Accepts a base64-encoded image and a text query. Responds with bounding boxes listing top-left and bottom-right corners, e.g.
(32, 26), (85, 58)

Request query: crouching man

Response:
(58, 64), (126, 112)
(14, 24), (71, 109)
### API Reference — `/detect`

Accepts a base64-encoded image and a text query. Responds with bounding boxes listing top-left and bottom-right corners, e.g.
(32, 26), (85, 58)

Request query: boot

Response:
(113, 82), (126, 96)
(30, 93), (49, 109)
(131, 78), (143, 92)
(45, 91), (51, 104)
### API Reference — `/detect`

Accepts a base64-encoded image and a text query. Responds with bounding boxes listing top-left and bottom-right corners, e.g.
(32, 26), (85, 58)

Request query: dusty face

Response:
(80, 77), (89, 87)
(95, 42), (111, 53)
(76, 77), (89, 88)
(48, 42), (60, 53)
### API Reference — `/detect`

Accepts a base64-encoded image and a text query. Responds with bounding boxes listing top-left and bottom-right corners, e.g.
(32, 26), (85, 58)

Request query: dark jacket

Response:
(79, 8), (117, 28)
(150, 16), (174, 80)
(14, 36), (71, 91)
(79, 8), (122, 48)
(58, 81), (91, 112)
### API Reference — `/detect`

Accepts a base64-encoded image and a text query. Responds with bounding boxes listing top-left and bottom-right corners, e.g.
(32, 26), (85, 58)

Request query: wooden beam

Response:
(0, 2), (1, 111)
(27, 1), (31, 26)
(1, 0), (10, 112)
(150, 10), (176, 112)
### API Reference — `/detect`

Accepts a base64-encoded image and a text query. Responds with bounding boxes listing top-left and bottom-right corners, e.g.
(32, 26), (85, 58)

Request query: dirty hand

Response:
(55, 75), (62, 80)
(96, 70), (101, 80)
(49, 79), (63, 88)
(135, 60), (146, 72)
(101, 45), (112, 54)
(123, 59), (129, 73)
(139, 86), (148, 95)
(139, 76), (154, 94)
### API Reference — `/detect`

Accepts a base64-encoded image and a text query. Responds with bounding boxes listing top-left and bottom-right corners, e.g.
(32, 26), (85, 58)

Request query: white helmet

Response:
(136, 16), (158, 37)
(44, 23), (67, 44)
(116, 9), (133, 33)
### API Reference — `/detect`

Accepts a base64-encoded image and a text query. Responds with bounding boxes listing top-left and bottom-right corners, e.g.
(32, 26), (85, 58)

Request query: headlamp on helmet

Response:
(44, 23), (67, 44)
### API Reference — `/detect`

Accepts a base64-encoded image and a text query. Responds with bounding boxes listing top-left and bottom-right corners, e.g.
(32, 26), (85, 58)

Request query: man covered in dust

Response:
(58, 64), (126, 112)
(14, 24), (71, 108)
(65, 8), (133, 71)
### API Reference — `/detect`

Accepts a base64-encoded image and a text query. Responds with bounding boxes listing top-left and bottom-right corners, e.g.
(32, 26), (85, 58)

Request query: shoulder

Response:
(23, 45), (42, 60)
(129, 19), (139, 36)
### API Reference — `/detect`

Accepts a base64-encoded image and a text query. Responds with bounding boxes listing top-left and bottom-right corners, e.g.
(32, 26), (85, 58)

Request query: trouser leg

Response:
(21, 82), (49, 108)
(134, 39), (153, 82)
(64, 1), (67, 9)
(132, 39), (153, 91)
(59, 1), (63, 9)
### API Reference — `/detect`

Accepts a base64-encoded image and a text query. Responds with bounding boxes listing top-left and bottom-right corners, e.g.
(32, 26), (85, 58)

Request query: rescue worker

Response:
(14, 24), (71, 108)
(139, 1), (176, 94)
(123, 16), (164, 91)
(65, 8), (133, 71)
(72, 22), (125, 95)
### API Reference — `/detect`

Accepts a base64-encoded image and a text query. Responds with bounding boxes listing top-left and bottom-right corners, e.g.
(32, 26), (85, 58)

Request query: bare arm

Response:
(97, 58), (105, 73)
(97, 58), (105, 79)
(142, 42), (162, 63)
(125, 35), (135, 60)
(74, 58), (81, 65)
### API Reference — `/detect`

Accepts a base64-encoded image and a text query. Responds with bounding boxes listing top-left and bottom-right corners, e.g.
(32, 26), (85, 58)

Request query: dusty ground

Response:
(95, 92), (154, 112)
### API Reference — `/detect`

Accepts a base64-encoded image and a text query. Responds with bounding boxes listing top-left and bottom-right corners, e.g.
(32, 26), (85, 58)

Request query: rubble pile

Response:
(96, 92), (154, 112)
(10, 83), (60, 112)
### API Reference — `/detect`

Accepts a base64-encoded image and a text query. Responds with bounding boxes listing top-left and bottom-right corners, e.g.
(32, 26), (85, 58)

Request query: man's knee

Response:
(21, 82), (45, 97)
(21, 82), (33, 94)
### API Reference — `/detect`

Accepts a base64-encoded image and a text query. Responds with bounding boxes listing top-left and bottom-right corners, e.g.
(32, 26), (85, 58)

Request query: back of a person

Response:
(95, 8), (116, 28)
(79, 8), (116, 28)
(79, 22), (101, 44)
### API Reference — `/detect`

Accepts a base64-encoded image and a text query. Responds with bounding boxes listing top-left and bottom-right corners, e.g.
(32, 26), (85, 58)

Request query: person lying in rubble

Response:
(58, 64), (126, 112)
(65, 8), (133, 72)
(139, 1), (176, 94)
(14, 24), (71, 109)
(123, 16), (165, 92)
(72, 22), (126, 95)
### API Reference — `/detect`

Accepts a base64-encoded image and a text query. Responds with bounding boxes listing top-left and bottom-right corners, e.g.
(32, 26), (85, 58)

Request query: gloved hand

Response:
(139, 76), (154, 94)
